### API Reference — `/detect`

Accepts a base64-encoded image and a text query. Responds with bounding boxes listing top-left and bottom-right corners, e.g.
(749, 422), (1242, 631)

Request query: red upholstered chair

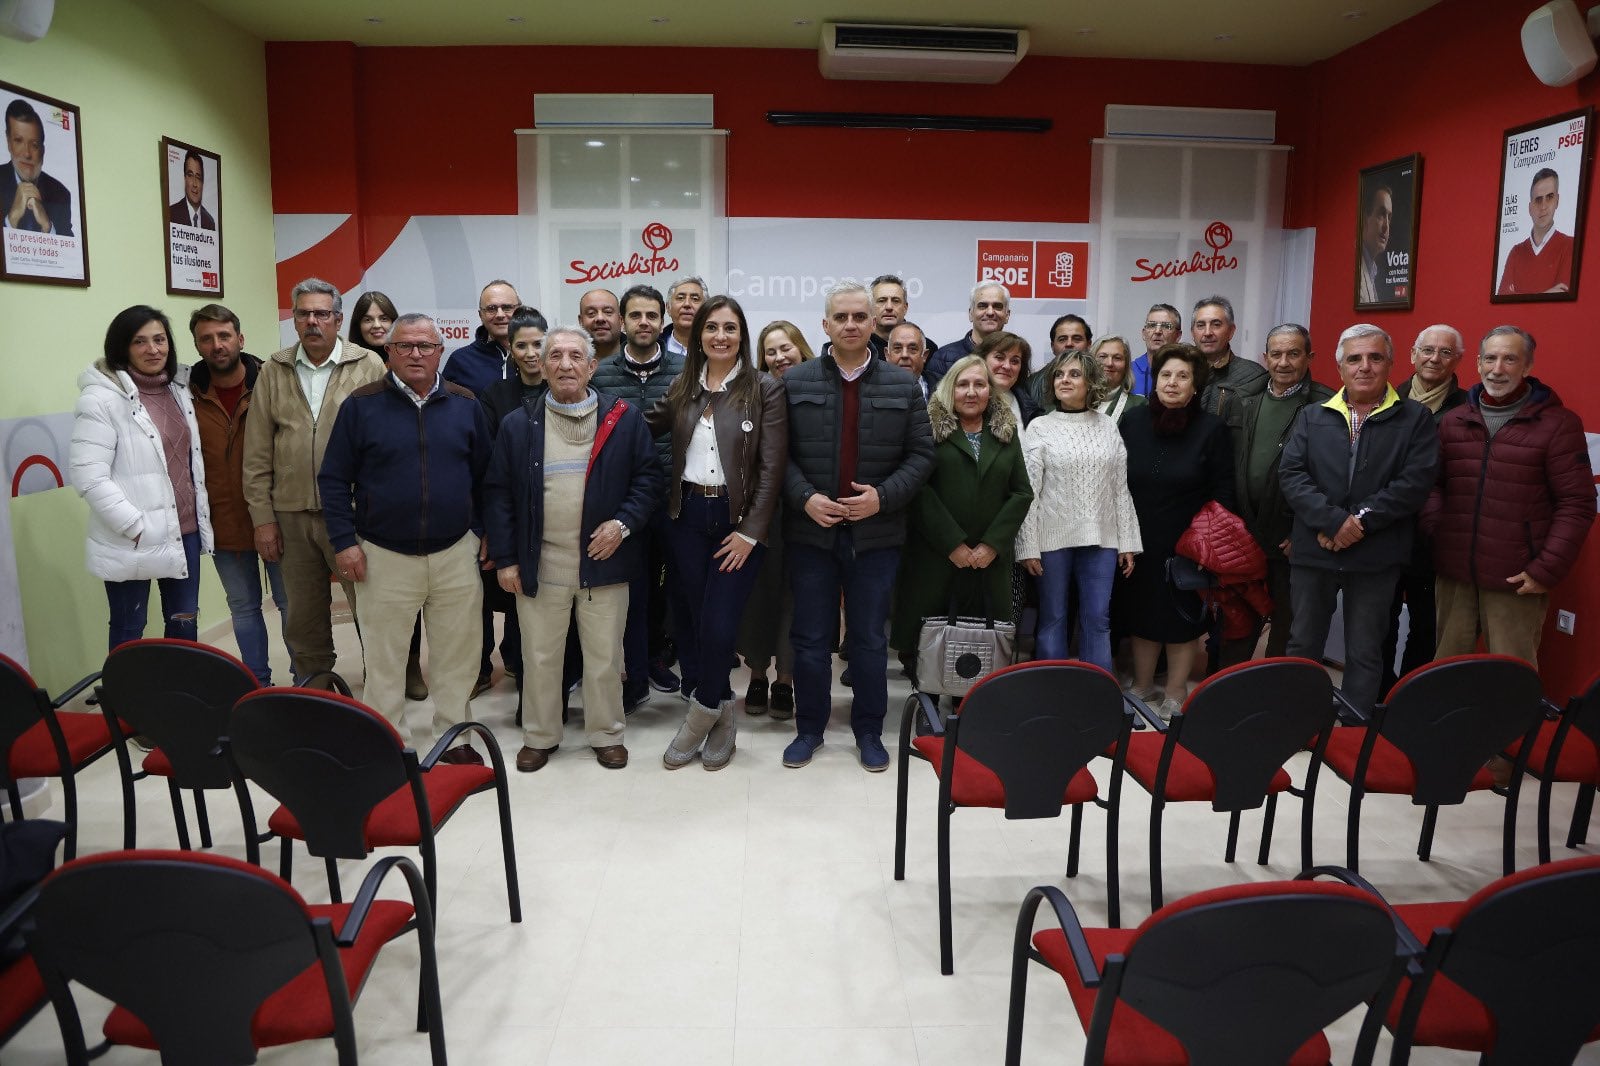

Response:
(1510, 670), (1600, 864)
(1307, 856), (1600, 1065)
(1321, 655), (1545, 877)
(1119, 657), (1335, 909)
(226, 687), (521, 922)
(0, 820), (69, 1052)
(1004, 878), (1405, 1066)
(97, 639), (260, 851)
(0, 654), (118, 860)
(894, 661), (1133, 975)
(25, 848), (444, 1066)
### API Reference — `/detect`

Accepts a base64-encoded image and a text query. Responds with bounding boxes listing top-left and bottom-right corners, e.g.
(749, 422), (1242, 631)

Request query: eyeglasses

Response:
(1415, 346), (1457, 359)
(388, 341), (443, 356)
(292, 308), (335, 321)
(480, 304), (518, 315)
(1144, 321), (1178, 331)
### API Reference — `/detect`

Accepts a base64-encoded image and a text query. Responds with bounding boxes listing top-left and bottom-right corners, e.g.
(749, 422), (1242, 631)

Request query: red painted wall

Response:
(1299, 0), (1600, 697)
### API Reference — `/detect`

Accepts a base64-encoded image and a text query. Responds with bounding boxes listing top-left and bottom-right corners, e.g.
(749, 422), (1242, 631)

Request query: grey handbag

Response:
(916, 591), (1016, 697)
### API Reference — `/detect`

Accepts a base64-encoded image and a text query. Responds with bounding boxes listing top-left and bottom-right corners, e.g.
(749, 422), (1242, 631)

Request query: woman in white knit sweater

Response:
(1015, 351), (1140, 673)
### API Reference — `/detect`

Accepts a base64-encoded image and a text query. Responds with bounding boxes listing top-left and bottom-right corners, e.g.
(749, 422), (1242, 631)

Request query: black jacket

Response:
(482, 391), (662, 596)
(781, 353), (935, 552)
(590, 345), (684, 469)
(1279, 387), (1438, 573)
(1225, 377), (1336, 560)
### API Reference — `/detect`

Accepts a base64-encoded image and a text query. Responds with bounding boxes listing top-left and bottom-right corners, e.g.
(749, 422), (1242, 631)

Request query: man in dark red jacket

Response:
(1422, 325), (1594, 667)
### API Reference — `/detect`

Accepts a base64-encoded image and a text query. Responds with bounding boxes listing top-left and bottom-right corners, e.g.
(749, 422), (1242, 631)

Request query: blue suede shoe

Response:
(856, 734), (889, 773)
(782, 733), (824, 768)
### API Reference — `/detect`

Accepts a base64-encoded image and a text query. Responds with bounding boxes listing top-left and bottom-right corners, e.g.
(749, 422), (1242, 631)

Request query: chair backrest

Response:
(1176, 657), (1335, 811)
(1380, 655), (1545, 805)
(1565, 670), (1600, 759)
(228, 688), (412, 859)
(0, 654), (50, 787)
(27, 850), (321, 1066)
(953, 661), (1128, 820)
(1098, 881), (1400, 1066)
(1413, 855), (1600, 1065)
(100, 639), (258, 789)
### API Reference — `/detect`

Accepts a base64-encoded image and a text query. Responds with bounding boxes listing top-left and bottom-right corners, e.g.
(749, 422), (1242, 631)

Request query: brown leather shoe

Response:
(516, 745), (558, 772)
(593, 744), (629, 769)
(437, 743), (484, 766)
(405, 656), (429, 701)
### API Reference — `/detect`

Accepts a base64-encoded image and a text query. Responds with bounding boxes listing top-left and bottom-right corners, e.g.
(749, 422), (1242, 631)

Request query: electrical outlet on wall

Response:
(1557, 610), (1576, 635)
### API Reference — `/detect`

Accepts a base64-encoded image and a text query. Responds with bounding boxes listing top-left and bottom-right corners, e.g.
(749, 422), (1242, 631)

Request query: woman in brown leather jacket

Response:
(648, 295), (788, 771)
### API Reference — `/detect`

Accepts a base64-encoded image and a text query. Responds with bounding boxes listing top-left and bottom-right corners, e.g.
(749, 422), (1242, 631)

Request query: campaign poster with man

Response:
(1354, 154), (1420, 311)
(162, 137), (223, 296)
(1493, 107), (1593, 302)
(0, 80), (87, 286)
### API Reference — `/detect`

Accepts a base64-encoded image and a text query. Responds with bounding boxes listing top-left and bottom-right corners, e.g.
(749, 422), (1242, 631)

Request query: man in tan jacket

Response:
(242, 278), (384, 683)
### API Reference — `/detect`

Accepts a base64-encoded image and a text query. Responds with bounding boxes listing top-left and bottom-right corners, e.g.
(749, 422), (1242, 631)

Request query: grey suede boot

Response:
(702, 701), (737, 771)
(663, 704), (719, 769)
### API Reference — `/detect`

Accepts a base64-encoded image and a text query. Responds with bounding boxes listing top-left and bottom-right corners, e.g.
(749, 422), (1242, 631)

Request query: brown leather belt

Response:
(682, 481), (727, 498)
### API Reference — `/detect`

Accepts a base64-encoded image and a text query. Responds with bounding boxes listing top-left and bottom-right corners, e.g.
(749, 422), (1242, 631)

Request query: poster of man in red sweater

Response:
(1493, 108), (1593, 302)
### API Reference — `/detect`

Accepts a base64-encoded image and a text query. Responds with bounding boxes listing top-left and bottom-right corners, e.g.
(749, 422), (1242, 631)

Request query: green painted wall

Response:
(1, 0), (274, 689)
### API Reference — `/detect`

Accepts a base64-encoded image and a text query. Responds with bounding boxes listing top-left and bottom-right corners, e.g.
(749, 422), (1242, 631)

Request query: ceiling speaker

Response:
(0, 0), (53, 42)
(1522, 0), (1598, 87)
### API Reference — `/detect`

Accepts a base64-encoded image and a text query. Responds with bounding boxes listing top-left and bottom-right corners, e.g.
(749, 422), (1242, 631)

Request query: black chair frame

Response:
(1126, 658), (1335, 910)
(1529, 675), (1600, 864)
(894, 661), (1133, 975)
(1005, 878), (1406, 1066)
(96, 639), (267, 852)
(1330, 655), (1544, 876)
(27, 851), (445, 1066)
(0, 657), (113, 860)
(228, 688), (521, 922)
(1306, 859), (1600, 1066)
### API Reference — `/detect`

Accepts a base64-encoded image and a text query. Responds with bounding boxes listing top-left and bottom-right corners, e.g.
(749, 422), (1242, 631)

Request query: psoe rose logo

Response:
(566, 222), (682, 285)
(1130, 221), (1241, 283)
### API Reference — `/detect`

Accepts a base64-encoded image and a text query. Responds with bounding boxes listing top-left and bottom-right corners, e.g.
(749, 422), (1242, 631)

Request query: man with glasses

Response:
(1380, 324), (1467, 691)
(320, 313), (493, 763)
(443, 279), (521, 397)
(1130, 304), (1181, 398)
(243, 277), (385, 685)
(925, 281), (1013, 385)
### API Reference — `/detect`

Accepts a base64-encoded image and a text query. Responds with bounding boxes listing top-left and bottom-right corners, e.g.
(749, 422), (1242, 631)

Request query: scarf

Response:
(1151, 394), (1199, 437)
(1407, 375), (1455, 413)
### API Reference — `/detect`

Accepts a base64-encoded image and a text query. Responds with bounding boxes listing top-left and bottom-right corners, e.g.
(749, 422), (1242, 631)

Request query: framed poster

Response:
(1493, 107), (1593, 302)
(161, 137), (222, 297)
(1354, 154), (1420, 311)
(0, 79), (88, 286)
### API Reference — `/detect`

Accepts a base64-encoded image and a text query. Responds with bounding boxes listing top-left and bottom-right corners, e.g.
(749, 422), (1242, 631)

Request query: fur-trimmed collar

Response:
(926, 392), (1017, 444)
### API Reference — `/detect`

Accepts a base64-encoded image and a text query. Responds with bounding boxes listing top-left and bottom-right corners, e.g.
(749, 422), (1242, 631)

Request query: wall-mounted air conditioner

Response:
(819, 23), (1029, 84)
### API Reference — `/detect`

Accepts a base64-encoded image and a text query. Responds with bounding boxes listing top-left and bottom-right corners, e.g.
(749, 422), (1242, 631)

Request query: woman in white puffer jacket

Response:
(70, 305), (213, 649)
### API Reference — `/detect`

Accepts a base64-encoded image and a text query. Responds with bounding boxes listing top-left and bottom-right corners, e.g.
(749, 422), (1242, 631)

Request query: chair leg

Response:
(1503, 778), (1522, 877)
(1346, 786), (1365, 875)
(1004, 937), (1031, 1066)
(1300, 780), (1317, 873)
(1417, 805), (1438, 862)
(494, 777), (523, 923)
(165, 780), (191, 851)
(6, 782), (21, 821)
(61, 770), (80, 861)
(194, 790), (212, 849)
(279, 836), (294, 881)
(1258, 794), (1278, 866)
(111, 733), (137, 851)
(1066, 804), (1083, 878)
(1148, 798), (1166, 913)
(1567, 783), (1594, 849)
(893, 725), (912, 881)
(1224, 810), (1241, 863)
(325, 856), (342, 904)
(938, 804), (953, 976)
(1537, 774), (1555, 866)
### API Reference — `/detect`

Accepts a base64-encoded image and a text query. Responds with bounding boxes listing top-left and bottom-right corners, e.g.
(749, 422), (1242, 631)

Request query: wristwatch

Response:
(614, 519), (631, 540)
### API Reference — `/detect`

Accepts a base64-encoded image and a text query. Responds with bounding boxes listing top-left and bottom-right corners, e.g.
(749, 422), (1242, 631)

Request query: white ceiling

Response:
(191, 0), (1444, 67)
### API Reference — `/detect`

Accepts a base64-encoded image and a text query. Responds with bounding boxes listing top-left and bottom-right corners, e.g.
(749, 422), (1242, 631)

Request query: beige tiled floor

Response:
(7, 613), (1598, 1064)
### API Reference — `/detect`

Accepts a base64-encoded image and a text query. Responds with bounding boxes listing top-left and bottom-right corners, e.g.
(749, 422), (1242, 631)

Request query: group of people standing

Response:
(69, 272), (1592, 778)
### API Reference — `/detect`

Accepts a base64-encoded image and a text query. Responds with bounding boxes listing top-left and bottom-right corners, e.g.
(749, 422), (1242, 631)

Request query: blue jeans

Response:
(212, 549), (291, 685)
(665, 493), (766, 710)
(625, 510), (681, 688)
(1036, 546), (1117, 673)
(105, 532), (201, 650)
(789, 530), (900, 739)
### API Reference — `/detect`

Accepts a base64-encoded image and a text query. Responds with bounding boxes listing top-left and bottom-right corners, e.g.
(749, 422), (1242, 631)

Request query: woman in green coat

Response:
(890, 354), (1034, 681)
